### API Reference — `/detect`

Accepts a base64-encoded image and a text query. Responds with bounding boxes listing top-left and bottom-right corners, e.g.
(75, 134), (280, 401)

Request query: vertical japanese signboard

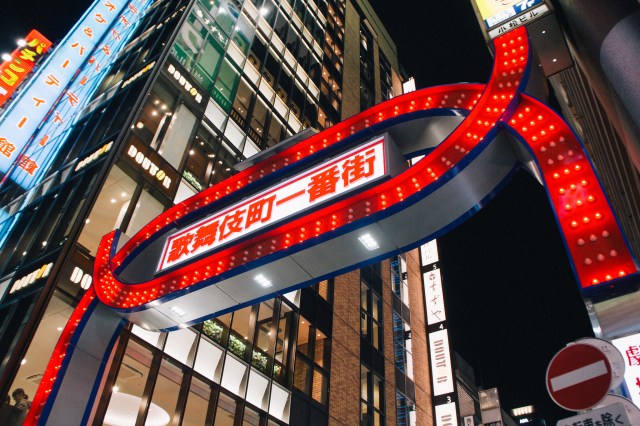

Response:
(421, 239), (459, 426)
(612, 333), (640, 406)
(0, 30), (52, 108)
(0, 0), (152, 188)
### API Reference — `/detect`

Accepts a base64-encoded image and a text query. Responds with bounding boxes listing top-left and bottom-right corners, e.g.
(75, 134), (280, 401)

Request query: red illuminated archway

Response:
(26, 27), (638, 424)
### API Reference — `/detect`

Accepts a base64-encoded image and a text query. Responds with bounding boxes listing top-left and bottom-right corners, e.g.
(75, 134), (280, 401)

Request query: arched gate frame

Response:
(25, 27), (639, 424)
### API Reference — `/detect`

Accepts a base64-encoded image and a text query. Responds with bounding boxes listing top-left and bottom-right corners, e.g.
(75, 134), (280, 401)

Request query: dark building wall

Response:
(554, 0), (640, 173)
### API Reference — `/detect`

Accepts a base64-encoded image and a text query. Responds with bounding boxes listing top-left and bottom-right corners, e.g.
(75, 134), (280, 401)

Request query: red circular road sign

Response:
(546, 343), (613, 411)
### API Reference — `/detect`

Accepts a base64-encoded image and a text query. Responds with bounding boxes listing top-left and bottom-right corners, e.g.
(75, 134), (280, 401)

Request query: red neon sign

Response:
(0, 30), (52, 107)
(87, 27), (635, 313)
(27, 27), (639, 423)
(159, 137), (389, 271)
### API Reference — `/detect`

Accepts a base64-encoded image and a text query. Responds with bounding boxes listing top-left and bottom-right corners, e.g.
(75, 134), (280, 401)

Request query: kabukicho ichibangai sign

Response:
(159, 137), (391, 271)
(26, 27), (640, 424)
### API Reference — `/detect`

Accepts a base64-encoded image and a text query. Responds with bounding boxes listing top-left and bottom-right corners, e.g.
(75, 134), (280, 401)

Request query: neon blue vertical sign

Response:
(0, 0), (151, 186)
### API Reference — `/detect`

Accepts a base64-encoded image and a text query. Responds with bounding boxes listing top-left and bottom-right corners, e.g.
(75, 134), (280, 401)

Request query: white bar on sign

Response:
(550, 360), (608, 391)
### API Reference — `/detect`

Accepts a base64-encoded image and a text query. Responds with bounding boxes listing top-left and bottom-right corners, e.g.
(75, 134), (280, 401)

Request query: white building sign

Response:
(429, 328), (455, 396)
(435, 401), (459, 426)
(159, 136), (388, 271)
(424, 267), (446, 325)
(612, 333), (640, 406)
(488, 4), (550, 39)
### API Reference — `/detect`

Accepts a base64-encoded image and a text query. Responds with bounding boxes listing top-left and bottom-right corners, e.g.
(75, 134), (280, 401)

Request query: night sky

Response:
(0, 0), (595, 423)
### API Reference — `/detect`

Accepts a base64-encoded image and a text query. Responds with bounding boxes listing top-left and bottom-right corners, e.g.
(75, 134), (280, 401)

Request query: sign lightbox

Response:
(612, 333), (640, 406)
(473, 0), (543, 28)
(159, 136), (388, 271)
(0, 30), (52, 107)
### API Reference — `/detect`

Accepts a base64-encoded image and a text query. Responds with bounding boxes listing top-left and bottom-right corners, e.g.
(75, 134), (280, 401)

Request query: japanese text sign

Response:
(0, 0), (145, 178)
(159, 136), (388, 271)
(424, 266), (446, 325)
(488, 4), (550, 39)
(612, 333), (640, 406)
(473, 0), (543, 29)
(0, 30), (52, 108)
(13, 0), (151, 190)
(557, 402), (630, 426)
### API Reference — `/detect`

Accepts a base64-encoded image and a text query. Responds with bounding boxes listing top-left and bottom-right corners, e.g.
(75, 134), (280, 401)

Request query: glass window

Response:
(274, 301), (293, 382)
(246, 370), (270, 410)
(171, 12), (208, 72)
(220, 354), (249, 396)
(361, 365), (384, 426)
(125, 188), (165, 236)
(248, 36), (267, 71)
(253, 301), (275, 374)
(194, 336), (225, 382)
(293, 357), (309, 393)
(183, 376), (214, 426)
(134, 82), (177, 148)
(360, 281), (382, 350)
(78, 166), (137, 255)
(215, 0), (242, 36)
(202, 312), (231, 345)
(313, 329), (329, 368)
(273, 12), (289, 41)
(266, 116), (284, 147)
(164, 328), (197, 366)
(233, 14), (255, 53)
(231, 79), (254, 127)
(6, 291), (75, 402)
(312, 369), (327, 404)
(229, 306), (253, 359)
(195, 33), (225, 91)
(296, 315), (311, 357)
(212, 59), (240, 111)
(249, 98), (268, 145)
(243, 406), (262, 425)
(148, 358), (184, 424)
(213, 392), (238, 425)
(157, 103), (198, 169)
(261, 0), (277, 25)
(103, 340), (153, 426)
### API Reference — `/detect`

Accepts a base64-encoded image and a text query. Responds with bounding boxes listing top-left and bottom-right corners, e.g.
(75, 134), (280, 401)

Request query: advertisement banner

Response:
(0, 30), (52, 107)
(0, 0), (151, 186)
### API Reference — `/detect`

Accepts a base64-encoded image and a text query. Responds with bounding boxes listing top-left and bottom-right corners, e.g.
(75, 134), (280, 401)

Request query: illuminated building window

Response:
(361, 365), (385, 426)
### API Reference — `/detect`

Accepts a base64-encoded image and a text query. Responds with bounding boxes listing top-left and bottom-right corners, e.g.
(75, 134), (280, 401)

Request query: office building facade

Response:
(0, 0), (434, 424)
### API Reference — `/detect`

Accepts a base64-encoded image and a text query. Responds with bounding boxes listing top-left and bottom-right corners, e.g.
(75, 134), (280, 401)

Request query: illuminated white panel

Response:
(612, 333), (640, 406)
(131, 325), (162, 348)
(193, 337), (224, 383)
(158, 136), (388, 271)
(245, 369), (270, 410)
(269, 383), (290, 422)
(429, 328), (454, 396)
(220, 354), (248, 396)
(435, 401), (458, 426)
(164, 328), (197, 366)
(420, 239), (439, 264)
(423, 267), (446, 325)
(472, 0), (543, 28)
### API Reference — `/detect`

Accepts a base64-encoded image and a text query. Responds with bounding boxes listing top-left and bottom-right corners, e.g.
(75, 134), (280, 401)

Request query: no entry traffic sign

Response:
(546, 343), (613, 411)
